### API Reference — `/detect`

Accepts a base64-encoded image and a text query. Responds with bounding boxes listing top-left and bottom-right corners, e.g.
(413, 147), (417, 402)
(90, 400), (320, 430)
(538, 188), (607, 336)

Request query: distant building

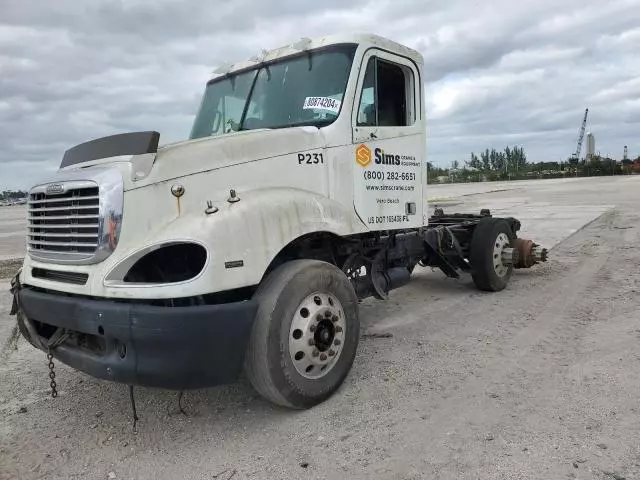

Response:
(585, 132), (595, 159)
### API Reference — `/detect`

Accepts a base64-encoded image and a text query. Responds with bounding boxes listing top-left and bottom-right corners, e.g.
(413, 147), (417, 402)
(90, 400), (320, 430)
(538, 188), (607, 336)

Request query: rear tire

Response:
(244, 260), (360, 409)
(470, 218), (515, 292)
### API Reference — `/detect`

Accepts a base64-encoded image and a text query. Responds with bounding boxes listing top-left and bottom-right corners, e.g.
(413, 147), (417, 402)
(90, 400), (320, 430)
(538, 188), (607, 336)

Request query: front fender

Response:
(98, 187), (366, 298)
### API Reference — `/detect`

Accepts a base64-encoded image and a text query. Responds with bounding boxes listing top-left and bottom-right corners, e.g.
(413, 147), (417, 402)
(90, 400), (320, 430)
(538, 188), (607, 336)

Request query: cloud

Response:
(1, 0), (640, 189)
(496, 46), (584, 71)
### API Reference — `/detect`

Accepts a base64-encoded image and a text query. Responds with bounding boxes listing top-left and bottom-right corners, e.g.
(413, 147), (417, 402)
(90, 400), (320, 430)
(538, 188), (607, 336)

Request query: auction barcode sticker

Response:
(302, 96), (341, 113)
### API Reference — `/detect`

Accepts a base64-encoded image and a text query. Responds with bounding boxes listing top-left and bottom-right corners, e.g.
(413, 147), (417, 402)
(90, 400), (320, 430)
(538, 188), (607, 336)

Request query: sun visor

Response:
(60, 131), (160, 168)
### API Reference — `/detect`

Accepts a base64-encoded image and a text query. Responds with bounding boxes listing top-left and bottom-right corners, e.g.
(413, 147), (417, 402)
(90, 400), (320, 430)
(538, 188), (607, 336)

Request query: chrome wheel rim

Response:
(288, 292), (346, 379)
(493, 232), (511, 277)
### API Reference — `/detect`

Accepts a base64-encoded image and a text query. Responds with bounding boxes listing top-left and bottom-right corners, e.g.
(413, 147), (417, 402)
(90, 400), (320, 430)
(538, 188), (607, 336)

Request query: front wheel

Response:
(244, 260), (360, 409)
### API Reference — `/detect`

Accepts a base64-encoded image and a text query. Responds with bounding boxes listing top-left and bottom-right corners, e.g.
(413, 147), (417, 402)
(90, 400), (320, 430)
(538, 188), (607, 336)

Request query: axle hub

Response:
(514, 238), (549, 268)
(288, 292), (346, 379)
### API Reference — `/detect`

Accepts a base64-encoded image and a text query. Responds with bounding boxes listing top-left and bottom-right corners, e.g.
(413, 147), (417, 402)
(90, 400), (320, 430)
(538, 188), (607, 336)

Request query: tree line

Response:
(1, 190), (28, 200)
(427, 145), (640, 184)
(466, 146), (528, 173)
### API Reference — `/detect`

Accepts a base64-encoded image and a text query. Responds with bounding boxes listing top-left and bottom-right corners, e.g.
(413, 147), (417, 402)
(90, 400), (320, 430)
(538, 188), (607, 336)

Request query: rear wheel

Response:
(244, 260), (360, 409)
(470, 218), (516, 292)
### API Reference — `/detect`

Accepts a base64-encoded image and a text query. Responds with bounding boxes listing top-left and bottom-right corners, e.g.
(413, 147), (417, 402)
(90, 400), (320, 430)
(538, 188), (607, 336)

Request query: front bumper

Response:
(13, 283), (258, 390)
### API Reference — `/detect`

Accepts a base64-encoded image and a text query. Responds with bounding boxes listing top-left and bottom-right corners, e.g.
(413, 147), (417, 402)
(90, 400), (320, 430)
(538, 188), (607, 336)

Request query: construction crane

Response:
(570, 108), (589, 162)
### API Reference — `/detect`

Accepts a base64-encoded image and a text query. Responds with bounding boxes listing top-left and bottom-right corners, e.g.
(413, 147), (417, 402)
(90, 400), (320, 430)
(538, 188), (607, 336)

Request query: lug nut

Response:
(329, 349), (335, 357)
(324, 310), (332, 318)
(312, 349), (319, 357)
(334, 339), (341, 346)
(335, 326), (343, 333)
(316, 314), (323, 321)
(332, 315), (339, 323)
(308, 339), (315, 346)
(310, 324), (316, 332)
(320, 353), (327, 361)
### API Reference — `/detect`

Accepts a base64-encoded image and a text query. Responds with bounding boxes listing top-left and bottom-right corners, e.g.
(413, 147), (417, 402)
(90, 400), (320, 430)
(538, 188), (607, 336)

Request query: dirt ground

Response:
(0, 205), (26, 262)
(1, 177), (640, 480)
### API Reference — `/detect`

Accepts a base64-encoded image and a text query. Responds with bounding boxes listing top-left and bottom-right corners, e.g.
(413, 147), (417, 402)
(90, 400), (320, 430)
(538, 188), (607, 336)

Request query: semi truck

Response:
(10, 33), (547, 409)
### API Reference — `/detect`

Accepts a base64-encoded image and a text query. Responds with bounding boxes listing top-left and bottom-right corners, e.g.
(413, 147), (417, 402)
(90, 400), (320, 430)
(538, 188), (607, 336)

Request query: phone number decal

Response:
(363, 171), (416, 181)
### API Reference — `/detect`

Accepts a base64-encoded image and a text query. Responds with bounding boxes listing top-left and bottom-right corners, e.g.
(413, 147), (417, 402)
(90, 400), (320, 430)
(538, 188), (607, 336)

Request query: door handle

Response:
(370, 132), (377, 139)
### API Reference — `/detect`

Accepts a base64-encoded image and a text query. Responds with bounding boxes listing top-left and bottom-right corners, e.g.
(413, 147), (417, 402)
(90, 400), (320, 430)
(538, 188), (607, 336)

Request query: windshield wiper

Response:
(238, 70), (260, 131)
(255, 120), (331, 131)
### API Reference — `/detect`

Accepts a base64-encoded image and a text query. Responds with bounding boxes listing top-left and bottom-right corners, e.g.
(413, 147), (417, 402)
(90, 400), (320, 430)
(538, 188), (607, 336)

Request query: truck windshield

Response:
(189, 45), (357, 139)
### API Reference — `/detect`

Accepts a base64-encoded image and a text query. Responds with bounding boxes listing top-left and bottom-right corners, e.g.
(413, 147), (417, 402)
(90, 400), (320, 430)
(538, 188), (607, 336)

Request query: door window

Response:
(356, 56), (415, 127)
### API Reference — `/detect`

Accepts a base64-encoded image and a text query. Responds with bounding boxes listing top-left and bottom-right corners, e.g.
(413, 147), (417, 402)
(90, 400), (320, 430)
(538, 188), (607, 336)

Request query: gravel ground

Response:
(0, 259), (21, 280)
(0, 205), (26, 262)
(1, 177), (640, 479)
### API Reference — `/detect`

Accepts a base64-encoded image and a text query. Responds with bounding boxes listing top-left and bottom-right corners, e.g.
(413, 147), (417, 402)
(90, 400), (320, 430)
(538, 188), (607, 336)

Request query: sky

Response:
(1, 0), (639, 190)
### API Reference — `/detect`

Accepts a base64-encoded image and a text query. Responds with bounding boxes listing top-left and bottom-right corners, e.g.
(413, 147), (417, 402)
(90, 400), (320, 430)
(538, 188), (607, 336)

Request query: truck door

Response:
(351, 49), (425, 230)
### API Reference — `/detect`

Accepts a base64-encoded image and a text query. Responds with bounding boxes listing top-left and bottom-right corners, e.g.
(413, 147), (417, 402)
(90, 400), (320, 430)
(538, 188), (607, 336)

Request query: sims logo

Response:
(355, 144), (371, 167)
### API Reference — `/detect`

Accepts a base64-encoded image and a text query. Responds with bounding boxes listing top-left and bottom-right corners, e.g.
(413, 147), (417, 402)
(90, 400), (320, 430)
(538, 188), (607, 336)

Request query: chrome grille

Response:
(28, 182), (100, 260)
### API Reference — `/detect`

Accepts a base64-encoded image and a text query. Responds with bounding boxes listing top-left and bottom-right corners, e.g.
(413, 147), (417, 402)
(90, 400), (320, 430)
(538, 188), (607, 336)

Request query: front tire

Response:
(244, 260), (360, 409)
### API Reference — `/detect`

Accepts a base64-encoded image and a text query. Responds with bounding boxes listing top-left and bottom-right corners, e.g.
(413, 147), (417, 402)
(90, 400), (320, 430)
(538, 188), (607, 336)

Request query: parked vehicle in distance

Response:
(0, 198), (26, 206)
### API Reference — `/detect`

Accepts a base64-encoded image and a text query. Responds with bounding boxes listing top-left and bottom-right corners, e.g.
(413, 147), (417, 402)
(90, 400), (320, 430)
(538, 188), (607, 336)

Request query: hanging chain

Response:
(10, 273), (64, 399)
(47, 348), (58, 398)
(45, 329), (70, 399)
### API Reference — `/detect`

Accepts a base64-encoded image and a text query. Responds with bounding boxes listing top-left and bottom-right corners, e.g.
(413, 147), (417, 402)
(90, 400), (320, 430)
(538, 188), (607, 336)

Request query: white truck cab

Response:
(10, 33), (547, 409)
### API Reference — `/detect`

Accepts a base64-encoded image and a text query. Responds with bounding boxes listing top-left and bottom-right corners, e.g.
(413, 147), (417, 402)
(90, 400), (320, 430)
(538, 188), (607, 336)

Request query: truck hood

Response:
(58, 127), (328, 191)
